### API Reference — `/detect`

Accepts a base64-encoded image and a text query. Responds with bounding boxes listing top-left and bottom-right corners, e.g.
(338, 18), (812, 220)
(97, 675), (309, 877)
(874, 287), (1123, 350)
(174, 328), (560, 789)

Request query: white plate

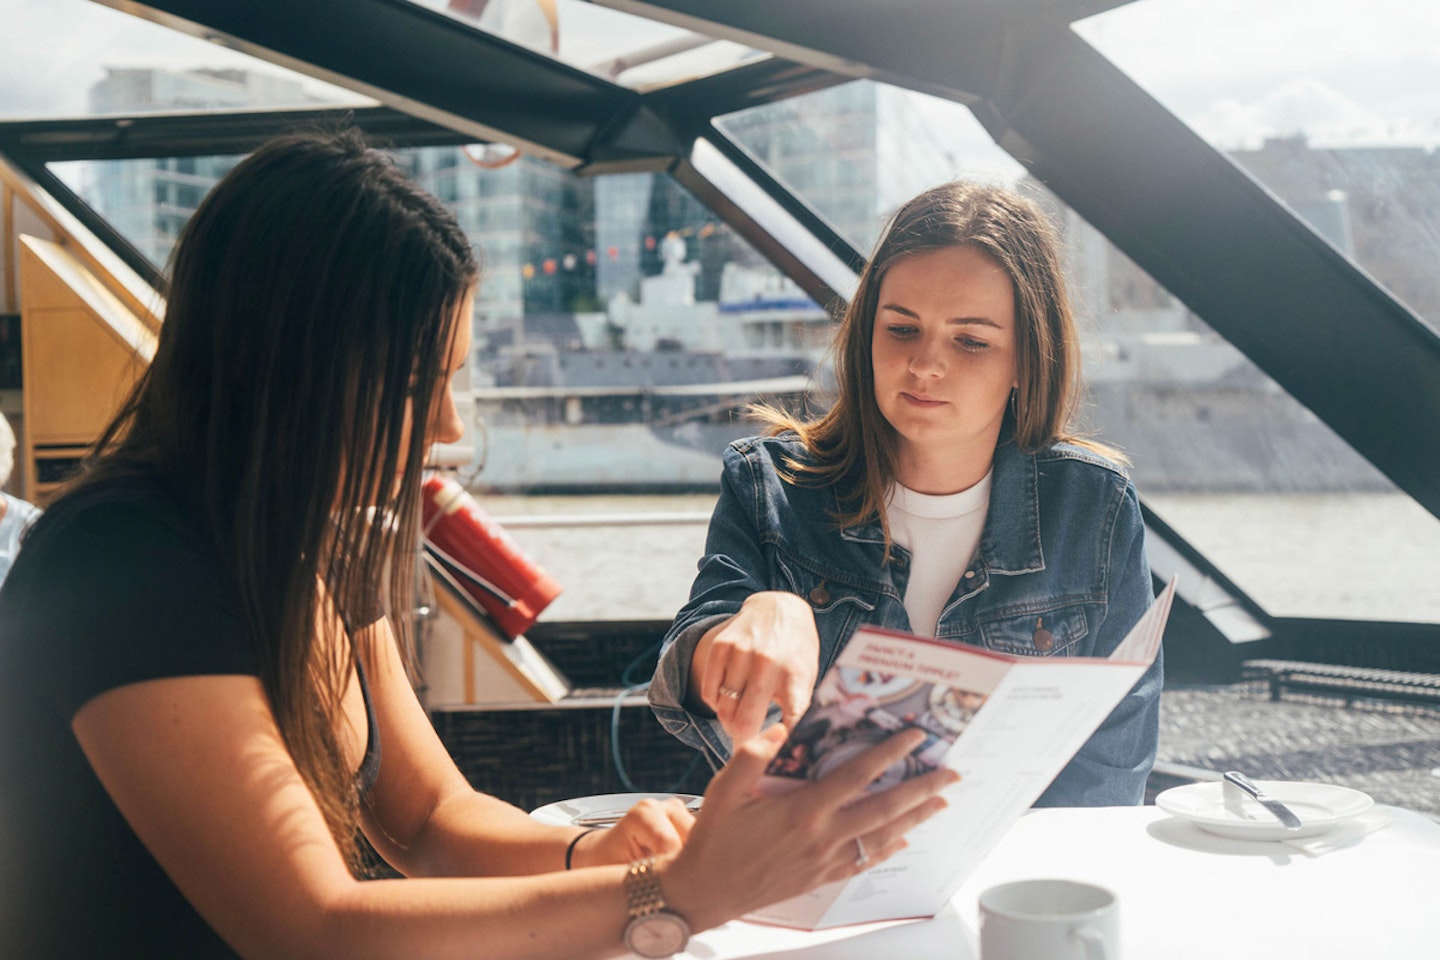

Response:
(529, 792), (701, 827)
(1155, 779), (1374, 841)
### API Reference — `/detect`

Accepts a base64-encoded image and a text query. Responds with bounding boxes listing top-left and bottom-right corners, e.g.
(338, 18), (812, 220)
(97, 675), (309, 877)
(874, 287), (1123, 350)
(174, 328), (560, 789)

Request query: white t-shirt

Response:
(884, 471), (992, 637)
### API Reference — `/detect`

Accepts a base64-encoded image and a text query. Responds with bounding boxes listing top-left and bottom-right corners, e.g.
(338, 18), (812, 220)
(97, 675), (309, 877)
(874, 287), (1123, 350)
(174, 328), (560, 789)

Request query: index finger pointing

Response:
(777, 672), (814, 731)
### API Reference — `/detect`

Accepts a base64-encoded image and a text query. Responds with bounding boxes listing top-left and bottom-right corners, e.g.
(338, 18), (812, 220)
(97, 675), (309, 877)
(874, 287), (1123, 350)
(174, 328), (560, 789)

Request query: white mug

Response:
(979, 878), (1119, 960)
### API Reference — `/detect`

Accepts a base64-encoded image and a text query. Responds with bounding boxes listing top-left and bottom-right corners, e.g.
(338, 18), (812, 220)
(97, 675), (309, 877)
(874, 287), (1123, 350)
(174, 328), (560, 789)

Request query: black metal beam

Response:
(88, 0), (675, 169)
(0, 106), (472, 162)
(0, 106), (481, 286)
(640, 60), (852, 146)
(1265, 620), (1440, 676)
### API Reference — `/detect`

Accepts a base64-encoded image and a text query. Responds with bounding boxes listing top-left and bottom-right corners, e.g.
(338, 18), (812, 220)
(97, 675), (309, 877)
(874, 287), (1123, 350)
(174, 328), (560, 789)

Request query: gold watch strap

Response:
(625, 857), (667, 917)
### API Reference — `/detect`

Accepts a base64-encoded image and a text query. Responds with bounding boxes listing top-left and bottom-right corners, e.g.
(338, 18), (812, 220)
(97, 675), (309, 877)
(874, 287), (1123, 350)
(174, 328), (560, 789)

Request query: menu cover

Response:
(746, 577), (1176, 930)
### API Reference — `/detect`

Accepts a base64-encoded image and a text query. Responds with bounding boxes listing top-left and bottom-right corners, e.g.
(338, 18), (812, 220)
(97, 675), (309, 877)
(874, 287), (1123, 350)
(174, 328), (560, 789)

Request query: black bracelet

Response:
(565, 827), (601, 870)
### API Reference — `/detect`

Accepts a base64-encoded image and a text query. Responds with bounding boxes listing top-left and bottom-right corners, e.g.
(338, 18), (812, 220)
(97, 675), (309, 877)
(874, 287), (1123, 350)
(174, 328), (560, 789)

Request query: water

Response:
(1146, 493), (1440, 624)
(481, 492), (1440, 625)
(482, 493), (715, 623)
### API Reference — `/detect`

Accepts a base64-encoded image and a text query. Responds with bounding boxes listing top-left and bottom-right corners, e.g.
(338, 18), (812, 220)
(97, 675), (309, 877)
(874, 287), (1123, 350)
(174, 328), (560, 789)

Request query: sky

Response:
(0, 0), (1436, 153)
(0, 0), (367, 116)
(1075, 0), (1440, 150)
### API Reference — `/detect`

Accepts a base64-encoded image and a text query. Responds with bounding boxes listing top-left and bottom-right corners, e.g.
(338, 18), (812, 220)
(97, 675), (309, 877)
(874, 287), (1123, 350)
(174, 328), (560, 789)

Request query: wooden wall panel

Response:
(18, 235), (155, 502)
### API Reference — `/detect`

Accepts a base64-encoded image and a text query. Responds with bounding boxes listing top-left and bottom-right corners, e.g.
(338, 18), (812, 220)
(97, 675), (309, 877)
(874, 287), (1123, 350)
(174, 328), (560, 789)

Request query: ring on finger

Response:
(854, 836), (870, 869)
(718, 685), (744, 700)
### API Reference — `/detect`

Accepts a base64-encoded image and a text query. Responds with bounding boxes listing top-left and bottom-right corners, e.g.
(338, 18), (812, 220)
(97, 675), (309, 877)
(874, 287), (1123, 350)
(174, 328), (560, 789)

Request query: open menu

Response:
(747, 577), (1176, 930)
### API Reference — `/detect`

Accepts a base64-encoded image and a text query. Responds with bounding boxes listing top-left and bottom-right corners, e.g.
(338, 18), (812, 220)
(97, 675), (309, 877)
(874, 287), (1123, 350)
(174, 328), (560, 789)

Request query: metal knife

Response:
(1222, 770), (1303, 830)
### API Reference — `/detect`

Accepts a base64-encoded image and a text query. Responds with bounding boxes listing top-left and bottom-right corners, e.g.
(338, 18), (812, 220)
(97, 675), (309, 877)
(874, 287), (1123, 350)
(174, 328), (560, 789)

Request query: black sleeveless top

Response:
(354, 656), (382, 795)
(0, 474), (383, 958)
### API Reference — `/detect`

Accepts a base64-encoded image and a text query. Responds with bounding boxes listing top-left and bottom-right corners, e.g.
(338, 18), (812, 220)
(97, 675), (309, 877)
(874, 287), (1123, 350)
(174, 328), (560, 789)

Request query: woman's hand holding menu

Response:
(659, 724), (958, 930)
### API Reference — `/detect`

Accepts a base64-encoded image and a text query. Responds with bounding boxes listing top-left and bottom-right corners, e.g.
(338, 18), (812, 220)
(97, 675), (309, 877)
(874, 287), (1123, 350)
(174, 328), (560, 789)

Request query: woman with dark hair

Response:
(650, 180), (1161, 807)
(0, 131), (954, 959)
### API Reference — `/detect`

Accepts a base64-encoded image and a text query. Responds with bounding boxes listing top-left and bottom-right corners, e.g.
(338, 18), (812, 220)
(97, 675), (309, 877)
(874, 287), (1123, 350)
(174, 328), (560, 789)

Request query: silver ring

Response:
(854, 837), (869, 869)
(718, 685), (743, 700)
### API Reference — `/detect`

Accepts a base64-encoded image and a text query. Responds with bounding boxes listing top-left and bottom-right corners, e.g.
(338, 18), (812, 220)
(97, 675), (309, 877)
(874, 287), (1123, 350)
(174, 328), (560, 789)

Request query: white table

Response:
(686, 805), (1440, 959)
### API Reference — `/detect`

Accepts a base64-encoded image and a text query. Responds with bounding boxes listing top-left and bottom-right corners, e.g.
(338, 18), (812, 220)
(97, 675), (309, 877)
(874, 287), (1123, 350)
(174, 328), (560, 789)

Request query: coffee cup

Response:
(978, 878), (1119, 960)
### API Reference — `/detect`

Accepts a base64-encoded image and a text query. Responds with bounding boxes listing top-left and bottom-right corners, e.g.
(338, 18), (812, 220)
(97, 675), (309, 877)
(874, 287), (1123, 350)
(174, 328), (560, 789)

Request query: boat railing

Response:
(493, 512), (712, 529)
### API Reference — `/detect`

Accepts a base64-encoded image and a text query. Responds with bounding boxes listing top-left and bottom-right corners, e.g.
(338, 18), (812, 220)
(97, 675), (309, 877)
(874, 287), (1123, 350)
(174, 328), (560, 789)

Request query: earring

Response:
(1008, 387), (1018, 417)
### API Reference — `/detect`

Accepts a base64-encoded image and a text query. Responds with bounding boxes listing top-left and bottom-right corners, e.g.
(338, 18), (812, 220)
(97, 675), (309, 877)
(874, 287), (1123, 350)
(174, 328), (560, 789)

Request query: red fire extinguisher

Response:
(421, 474), (562, 640)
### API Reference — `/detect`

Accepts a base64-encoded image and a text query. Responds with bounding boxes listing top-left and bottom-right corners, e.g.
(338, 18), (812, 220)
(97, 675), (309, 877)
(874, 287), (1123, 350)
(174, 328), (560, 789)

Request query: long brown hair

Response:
(70, 130), (478, 869)
(756, 180), (1121, 545)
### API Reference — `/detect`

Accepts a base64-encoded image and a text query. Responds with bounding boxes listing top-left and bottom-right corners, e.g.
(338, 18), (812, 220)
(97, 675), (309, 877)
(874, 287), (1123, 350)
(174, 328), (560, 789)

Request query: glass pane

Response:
(0, 0), (373, 120)
(450, 160), (828, 491)
(407, 0), (767, 90)
(51, 139), (828, 498)
(1037, 188), (1440, 624)
(1075, 0), (1440, 334)
(717, 80), (1027, 254)
(51, 156), (245, 268)
(406, 150), (823, 621)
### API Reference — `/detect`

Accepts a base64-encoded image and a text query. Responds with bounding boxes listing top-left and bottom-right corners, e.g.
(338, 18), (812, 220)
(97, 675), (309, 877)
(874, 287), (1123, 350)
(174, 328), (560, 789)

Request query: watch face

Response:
(624, 912), (690, 958)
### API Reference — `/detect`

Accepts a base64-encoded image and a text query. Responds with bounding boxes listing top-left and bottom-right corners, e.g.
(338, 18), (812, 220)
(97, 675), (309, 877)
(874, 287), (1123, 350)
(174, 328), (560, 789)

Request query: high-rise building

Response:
(84, 68), (322, 266)
(404, 149), (597, 334)
(718, 81), (955, 254)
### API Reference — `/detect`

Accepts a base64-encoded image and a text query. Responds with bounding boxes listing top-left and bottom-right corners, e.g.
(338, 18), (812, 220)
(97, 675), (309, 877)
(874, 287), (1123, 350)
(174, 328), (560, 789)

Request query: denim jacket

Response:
(649, 433), (1162, 807)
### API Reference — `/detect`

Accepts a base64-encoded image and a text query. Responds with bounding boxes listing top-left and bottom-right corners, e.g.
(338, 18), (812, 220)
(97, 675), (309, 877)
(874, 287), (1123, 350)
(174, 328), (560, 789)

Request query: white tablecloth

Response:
(686, 804), (1440, 959)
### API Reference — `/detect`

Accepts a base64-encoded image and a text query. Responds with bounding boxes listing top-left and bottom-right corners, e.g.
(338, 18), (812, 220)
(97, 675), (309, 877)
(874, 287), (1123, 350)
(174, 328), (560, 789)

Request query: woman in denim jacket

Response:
(650, 181), (1161, 807)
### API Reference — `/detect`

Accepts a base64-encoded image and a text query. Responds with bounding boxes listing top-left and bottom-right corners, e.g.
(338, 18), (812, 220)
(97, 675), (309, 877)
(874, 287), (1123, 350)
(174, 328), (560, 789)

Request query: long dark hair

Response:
(73, 130), (478, 868)
(756, 180), (1120, 546)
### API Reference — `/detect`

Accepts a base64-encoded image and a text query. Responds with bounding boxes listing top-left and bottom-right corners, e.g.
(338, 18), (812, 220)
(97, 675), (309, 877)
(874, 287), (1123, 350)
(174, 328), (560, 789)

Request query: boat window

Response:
(1037, 181), (1438, 626)
(404, 0), (767, 91)
(0, 0), (372, 121)
(1075, 0), (1440, 335)
(23, 37), (1440, 626)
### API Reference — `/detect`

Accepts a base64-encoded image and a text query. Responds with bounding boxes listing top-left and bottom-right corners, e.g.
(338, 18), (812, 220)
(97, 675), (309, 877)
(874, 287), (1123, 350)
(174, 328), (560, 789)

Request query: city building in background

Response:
(81, 67), (322, 265)
(718, 81), (958, 255)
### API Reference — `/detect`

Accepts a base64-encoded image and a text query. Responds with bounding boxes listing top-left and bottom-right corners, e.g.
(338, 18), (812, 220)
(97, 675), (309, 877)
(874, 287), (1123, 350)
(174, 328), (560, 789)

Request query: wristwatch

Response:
(622, 857), (691, 958)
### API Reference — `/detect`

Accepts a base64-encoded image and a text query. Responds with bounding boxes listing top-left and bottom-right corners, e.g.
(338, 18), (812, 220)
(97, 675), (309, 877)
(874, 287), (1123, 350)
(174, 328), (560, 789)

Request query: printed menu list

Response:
(748, 577), (1177, 930)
